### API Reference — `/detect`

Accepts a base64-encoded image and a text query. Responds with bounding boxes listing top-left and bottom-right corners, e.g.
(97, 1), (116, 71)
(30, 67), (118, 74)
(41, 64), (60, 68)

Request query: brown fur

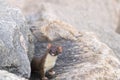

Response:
(31, 44), (62, 80)
(31, 54), (47, 79)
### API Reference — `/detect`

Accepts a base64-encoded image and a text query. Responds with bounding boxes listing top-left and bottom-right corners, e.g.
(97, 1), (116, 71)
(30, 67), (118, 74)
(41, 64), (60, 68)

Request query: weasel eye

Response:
(56, 51), (59, 54)
(49, 50), (52, 53)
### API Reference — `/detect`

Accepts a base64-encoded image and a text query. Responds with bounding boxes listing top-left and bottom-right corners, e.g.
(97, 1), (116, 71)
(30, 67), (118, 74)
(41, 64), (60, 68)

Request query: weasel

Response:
(31, 43), (62, 80)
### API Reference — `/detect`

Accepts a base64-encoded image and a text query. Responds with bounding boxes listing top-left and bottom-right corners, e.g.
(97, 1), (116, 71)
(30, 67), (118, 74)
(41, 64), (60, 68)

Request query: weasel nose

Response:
(51, 53), (55, 56)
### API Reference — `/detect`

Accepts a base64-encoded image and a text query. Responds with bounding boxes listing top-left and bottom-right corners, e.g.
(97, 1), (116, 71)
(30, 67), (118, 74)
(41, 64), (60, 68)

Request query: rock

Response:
(54, 32), (120, 80)
(7, 0), (120, 59)
(30, 20), (120, 80)
(30, 20), (80, 41)
(0, 70), (27, 80)
(6, 0), (120, 79)
(0, 0), (34, 78)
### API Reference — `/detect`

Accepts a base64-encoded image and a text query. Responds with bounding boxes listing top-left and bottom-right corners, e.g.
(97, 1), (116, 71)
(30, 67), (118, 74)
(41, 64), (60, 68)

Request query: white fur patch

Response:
(44, 53), (57, 73)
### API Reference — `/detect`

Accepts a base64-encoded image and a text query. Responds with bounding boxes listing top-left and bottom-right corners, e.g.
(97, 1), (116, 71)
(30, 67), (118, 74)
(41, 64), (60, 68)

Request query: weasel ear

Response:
(47, 43), (52, 49)
(58, 46), (62, 53)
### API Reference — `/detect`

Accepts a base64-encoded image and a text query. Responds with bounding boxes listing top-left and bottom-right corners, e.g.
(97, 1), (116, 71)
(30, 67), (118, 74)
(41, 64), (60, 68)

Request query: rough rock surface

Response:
(7, 0), (120, 59)
(0, 70), (27, 80)
(6, 0), (120, 79)
(0, 0), (34, 78)
(30, 21), (120, 80)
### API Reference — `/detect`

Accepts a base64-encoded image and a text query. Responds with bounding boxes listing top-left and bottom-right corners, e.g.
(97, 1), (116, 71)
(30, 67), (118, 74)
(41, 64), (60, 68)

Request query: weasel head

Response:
(47, 43), (62, 56)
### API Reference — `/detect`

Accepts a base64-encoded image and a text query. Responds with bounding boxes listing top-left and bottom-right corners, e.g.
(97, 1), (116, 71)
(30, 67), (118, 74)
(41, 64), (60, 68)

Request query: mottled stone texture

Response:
(0, 0), (34, 78)
(7, 0), (120, 59)
(5, 0), (120, 80)
(0, 70), (27, 80)
(30, 20), (120, 80)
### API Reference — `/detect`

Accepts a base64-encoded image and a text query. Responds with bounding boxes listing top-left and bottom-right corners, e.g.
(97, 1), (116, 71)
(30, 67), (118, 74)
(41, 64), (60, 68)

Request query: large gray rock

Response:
(0, 0), (34, 78)
(30, 21), (120, 80)
(29, 22), (120, 79)
(0, 70), (27, 80)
